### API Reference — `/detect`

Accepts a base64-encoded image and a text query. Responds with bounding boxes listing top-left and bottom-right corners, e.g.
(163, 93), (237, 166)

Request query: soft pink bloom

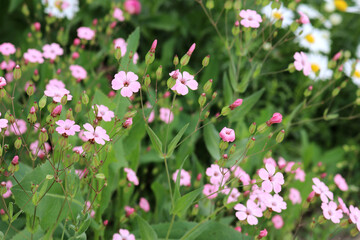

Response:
(85, 201), (96, 218)
(289, 188), (302, 204)
(2, 181), (13, 198)
(111, 71), (140, 97)
(186, 43), (196, 56)
(172, 169), (191, 187)
(69, 65), (87, 80)
(56, 119), (80, 136)
(44, 87), (72, 103)
(249, 186), (271, 212)
(338, 197), (349, 215)
(206, 164), (230, 186)
(113, 8), (125, 21)
(73, 146), (84, 154)
(258, 229), (268, 238)
(29, 141), (51, 159)
(78, 130), (88, 142)
(77, 27), (95, 40)
(294, 52), (311, 76)
(231, 166), (250, 185)
(285, 161), (295, 172)
(203, 184), (219, 199)
(113, 229), (135, 240)
(265, 194), (287, 213)
(294, 167), (305, 182)
(0, 116), (8, 132)
(1, 60), (15, 71)
(234, 200), (263, 225)
(263, 157), (277, 167)
(114, 38), (127, 57)
(272, 215), (284, 229)
(0, 43), (16, 56)
(159, 108), (174, 124)
(34, 22), (41, 31)
(0, 77), (6, 88)
(332, 51), (342, 61)
(83, 123), (110, 145)
(349, 205), (360, 231)
(75, 168), (88, 179)
(298, 11), (310, 24)
(312, 178), (333, 203)
(219, 127), (235, 142)
(225, 188), (240, 204)
(124, 206), (135, 217)
(123, 118), (133, 128)
(93, 105), (114, 122)
(139, 197), (150, 212)
(169, 70), (198, 96)
(269, 112), (282, 124)
(258, 163), (284, 193)
(47, 79), (66, 89)
(124, 0), (141, 15)
(10, 119), (27, 135)
(124, 167), (139, 185)
(24, 49), (44, 64)
(42, 43), (64, 60)
(321, 201), (343, 223)
(334, 174), (348, 191)
(239, 9), (262, 28)
(51, 105), (62, 117)
(5, 73), (13, 83)
(229, 99), (243, 110)
(148, 110), (155, 123)
(234, 226), (242, 232)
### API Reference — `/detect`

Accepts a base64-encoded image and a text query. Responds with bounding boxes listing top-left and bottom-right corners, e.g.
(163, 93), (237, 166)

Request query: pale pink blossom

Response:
(206, 164), (230, 186)
(231, 166), (250, 185)
(111, 71), (140, 97)
(46, 79), (66, 89)
(349, 205), (360, 231)
(124, 206), (135, 217)
(239, 9), (262, 28)
(294, 167), (305, 182)
(249, 186), (271, 212)
(73, 146), (84, 154)
(269, 112), (282, 124)
(75, 168), (88, 179)
(0, 117), (8, 132)
(0, 43), (16, 56)
(78, 130), (88, 142)
(124, 0), (141, 15)
(42, 43), (64, 60)
(234, 200), (263, 225)
(77, 27), (95, 40)
(159, 108), (174, 124)
(219, 127), (235, 142)
(124, 168), (139, 185)
(258, 229), (268, 238)
(69, 65), (87, 80)
(56, 119), (80, 136)
(83, 123), (110, 145)
(1, 60), (15, 71)
(334, 174), (348, 191)
(278, 157), (286, 169)
(2, 181), (13, 198)
(123, 118), (133, 128)
(265, 194), (287, 213)
(294, 52), (311, 76)
(338, 197), (349, 215)
(321, 201), (343, 223)
(224, 188), (240, 204)
(93, 105), (114, 122)
(203, 184), (219, 199)
(114, 38), (127, 57)
(113, 229), (135, 240)
(229, 99), (243, 110)
(139, 197), (150, 212)
(289, 188), (302, 204)
(258, 163), (284, 193)
(172, 169), (191, 187)
(298, 11), (310, 24)
(29, 141), (51, 159)
(113, 8), (125, 21)
(272, 215), (284, 229)
(24, 49), (44, 64)
(85, 201), (95, 218)
(44, 87), (72, 103)
(10, 119), (27, 135)
(263, 157), (277, 167)
(312, 178), (333, 203)
(0, 77), (6, 88)
(285, 161), (295, 172)
(169, 70), (198, 95)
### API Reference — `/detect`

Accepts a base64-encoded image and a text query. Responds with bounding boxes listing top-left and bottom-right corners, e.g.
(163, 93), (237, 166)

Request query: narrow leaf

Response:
(167, 123), (189, 157)
(204, 124), (220, 159)
(173, 188), (202, 218)
(146, 125), (163, 155)
(137, 215), (158, 240)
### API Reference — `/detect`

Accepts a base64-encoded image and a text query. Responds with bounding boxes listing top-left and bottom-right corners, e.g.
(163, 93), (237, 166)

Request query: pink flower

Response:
(203, 184), (219, 199)
(114, 38), (127, 57)
(139, 197), (150, 212)
(0, 77), (6, 88)
(2, 181), (13, 198)
(312, 178), (333, 203)
(69, 65), (87, 80)
(113, 8), (125, 21)
(272, 215), (284, 229)
(10, 119), (27, 135)
(294, 168), (305, 182)
(44, 87), (72, 103)
(34, 22), (41, 31)
(258, 163), (284, 193)
(73, 146), (84, 154)
(206, 164), (230, 186)
(332, 51), (342, 61)
(111, 71), (140, 97)
(124, 168), (139, 185)
(47, 79), (66, 89)
(42, 43), (64, 60)
(124, 206), (135, 217)
(298, 11), (310, 24)
(113, 229), (135, 240)
(172, 169), (191, 187)
(219, 127), (235, 142)
(77, 27), (95, 40)
(225, 188), (240, 204)
(321, 201), (343, 223)
(234, 226), (241, 232)
(338, 197), (349, 215)
(83, 123), (110, 145)
(0, 43), (16, 56)
(75, 168), (88, 179)
(285, 161), (295, 172)
(334, 174), (348, 191)
(51, 105), (62, 117)
(239, 9), (262, 28)
(93, 105), (114, 122)
(258, 229), (268, 238)
(269, 112), (282, 124)
(24, 49), (44, 64)
(159, 108), (174, 124)
(229, 99), (243, 110)
(349, 205), (360, 231)
(56, 119), (80, 136)
(169, 70), (198, 96)
(265, 194), (287, 213)
(123, 118), (133, 128)
(294, 52), (311, 76)
(234, 200), (263, 225)
(263, 157), (277, 167)
(78, 130), (88, 142)
(1, 60), (15, 71)
(85, 201), (96, 218)
(278, 157), (286, 169)
(231, 166), (250, 185)
(124, 0), (141, 15)
(29, 141), (51, 159)
(289, 188), (302, 204)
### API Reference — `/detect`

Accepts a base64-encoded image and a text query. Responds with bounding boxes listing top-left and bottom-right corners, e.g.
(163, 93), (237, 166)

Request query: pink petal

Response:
(262, 180), (273, 193)
(176, 83), (188, 95)
(186, 79), (198, 90)
(258, 168), (269, 180)
(247, 215), (258, 225)
(83, 123), (94, 132)
(121, 87), (133, 97)
(266, 163), (275, 176)
(235, 212), (247, 221)
(129, 81), (141, 92)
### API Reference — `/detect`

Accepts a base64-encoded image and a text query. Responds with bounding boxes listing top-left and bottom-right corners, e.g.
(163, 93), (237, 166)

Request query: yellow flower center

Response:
(311, 63), (320, 73)
(305, 34), (315, 44)
(272, 11), (282, 20)
(335, 0), (348, 12)
(353, 70), (360, 78)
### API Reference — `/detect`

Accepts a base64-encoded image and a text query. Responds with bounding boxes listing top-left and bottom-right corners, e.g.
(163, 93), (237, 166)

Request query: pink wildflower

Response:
(123, 118), (133, 128)
(51, 105), (62, 117)
(206, 164), (230, 186)
(312, 178), (333, 203)
(0, 77), (6, 88)
(24, 49), (44, 64)
(56, 119), (80, 136)
(338, 197), (349, 215)
(159, 108), (174, 124)
(111, 71), (140, 97)
(0, 43), (16, 56)
(124, 206), (135, 217)
(83, 123), (110, 145)
(258, 229), (268, 238)
(263, 157), (277, 167)
(77, 27), (95, 40)
(113, 229), (135, 240)
(349, 205), (360, 231)
(265, 194), (287, 213)
(203, 184), (219, 199)
(268, 112), (283, 125)
(289, 188), (302, 204)
(234, 200), (263, 225)
(285, 161), (295, 172)
(69, 65), (87, 80)
(219, 127), (235, 142)
(75, 168), (88, 179)
(321, 201), (343, 223)
(229, 99), (243, 110)
(44, 87), (72, 103)
(1, 60), (15, 71)
(231, 166), (251, 185)
(169, 70), (198, 95)
(29, 141), (51, 159)
(10, 119), (27, 135)
(113, 8), (125, 21)
(172, 169), (191, 187)
(93, 104), (114, 122)
(239, 9), (262, 28)
(124, 168), (139, 185)
(24, 81), (36, 93)
(42, 43), (64, 60)
(258, 163), (284, 193)
(224, 188), (241, 204)
(272, 215), (284, 229)
(114, 38), (127, 57)
(73, 146), (84, 154)
(334, 174), (348, 191)
(2, 181), (13, 198)
(294, 168), (306, 182)
(124, 0), (141, 15)
(278, 157), (286, 169)
(294, 52), (311, 76)
(139, 197), (150, 212)
(298, 11), (310, 24)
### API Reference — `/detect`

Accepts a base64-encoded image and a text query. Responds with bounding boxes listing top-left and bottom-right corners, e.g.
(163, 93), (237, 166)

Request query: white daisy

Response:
(42, 0), (79, 20)
(296, 25), (331, 54)
(262, 3), (294, 28)
(307, 53), (333, 81)
(297, 4), (323, 19)
(344, 59), (360, 86)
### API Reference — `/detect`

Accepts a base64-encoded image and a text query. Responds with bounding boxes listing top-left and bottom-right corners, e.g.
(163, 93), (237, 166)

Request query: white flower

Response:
(297, 4), (322, 19)
(329, 13), (342, 25)
(42, 0), (79, 20)
(307, 53), (333, 81)
(344, 59), (360, 87)
(262, 2), (294, 28)
(296, 25), (331, 54)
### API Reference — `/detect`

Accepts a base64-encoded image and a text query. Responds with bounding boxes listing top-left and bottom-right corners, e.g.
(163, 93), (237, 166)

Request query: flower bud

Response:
(212, 92), (217, 99)
(276, 130), (285, 143)
(12, 155), (19, 165)
(232, 21), (240, 35)
(39, 128), (48, 142)
(173, 55), (179, 66)
(202, 55), (210, 67)
(7, 113), (15, 124)
(156, 65), (162, 80)
(246, 137), (256, 149)
(115, 46), (122, 61)
(145, 52), (155, 65)
(123, 118), (133, 128)
(61, 94), (68, 105)
(26, 84), (35, 96)
(198, 93), (206, 108)
(150, 39), (157, 53)
(203, 79), (213, 93)
(66, 108), (74, 120)
(51, 105), (62, 117)
(332, 87), (340, 97)
(257, 123), (268, 133)
(229, 144), (236, 155)
(14, 138), (22, 149)
(219, 140), (229, 150)
(257, 229), (268, 239)
(203, 111), (210, 120)
(267, 112), (282, 126)
(82, 92), (89, 105)
(0, 89), (6, 98)
(167, 77), (176, 89)
(34, 22), (41, 31)
(220, 106), (231, 116)
(39, 95), (47, 109)
(124, 110), (137, 119)
(180, 54), (190, 66)
(75, 101), (82, 113)
(144, 74), (151, 87)
(249, 122), (256, 134)
(14, 65), (21, 80)
(229, 99), (243, 110)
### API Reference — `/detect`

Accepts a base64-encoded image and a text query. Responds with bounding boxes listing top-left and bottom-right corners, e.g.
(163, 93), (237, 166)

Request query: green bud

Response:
(95, 173), (105, 179)
(276, 130), (285, 143)
(350, 227), (359, 237)
(212, 92), (217, 99)
(180, 54), (190, 66)
(66, 109), (74, 120)
(0, 88), (6, 98)
(144, 74), (151, 87)
(233, 0), (241, 9)
(145, 52), (155, 65)
(203, 111), (210, 120)
(75, 101), (82, 113)
(202, 55), (210, 67)
(246, 137), (255, 149)
(224, 0), (232, 9)
(173, 55), (179, 66)
(229, 144), (236, 155)
(115, 46), (122, 61)
(167, 77), (176, 89)
(340, 80), (347, 88)
(39, 128), (48, 143)
(221, 106), (231, 116)
(203, 79), (213, 93)
(82, 92), (89, 105)
(156, 65), (163, 80)
(48, 124), (55, 134)
(355, 98), (360, 105)
(61, 94), (68, 105)
(59, 136), (68, 148)
(82, 141), (93, 152)
(13, 65), (21, 80)
(257, 123), (268, 133)
(290, 22), (299, 32)
(14, 137), (22, 149)
(332, 87), (340, 97)
(26, 84), (34, 96)
(249, 122), (256, 134)
(206, 0), (214, 9)
(124, 110), (137, 118)
(198, 93), (206, 108)
(39, 96), (47, 109)
(219, 140), (229, 150)
(265, 150), (272, 159)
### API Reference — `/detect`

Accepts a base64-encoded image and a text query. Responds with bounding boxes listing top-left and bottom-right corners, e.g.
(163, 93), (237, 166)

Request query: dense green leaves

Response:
(203, 123), (220, 160)
(172, 188), (202, 218)
(137, 215), (159, 240)
(167, 123), (189, 157)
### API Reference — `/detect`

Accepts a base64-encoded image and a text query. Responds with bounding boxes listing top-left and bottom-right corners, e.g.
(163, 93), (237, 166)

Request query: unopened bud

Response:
(82, 92), (89, 105)
(14, 138), (22, 149)
(203, 111), (210, 120)
(39, 128), (48, 142)
(332, 87), (340, 97)
(124, 111), (137, 119)
(212, 92), (217, 99)
(220, 106), (231, 116)
(150, 39), (157, 53)
(144, 74), (151, 87)
(14, 65), (21, 80)
(156, 65), (162, 80)
(26, 84), (35, 96)
(229, 144), (236, 155)
(173, 55), (179, 66)
(145, 52), (155, 65)
(249, 122), (256, 134)
(75, 101), (82, 113)
(167, 77), (176, 89)
(198, 93), (206, 108)
(276, 130), (285, 143)
(246, 137), (256, 149)
(12, 155), (19, 165)
(51, 105), (62, 117)
(123, 118), (133, 128)
(202, 55), (210, 67)
(257, 123), (268, 133)
(115, 46), (122, 60)
(66, 108), (74, 120)
(39, 96), (47, 109)
(61, 94), (68, 105)
(203, 79), (213, 93)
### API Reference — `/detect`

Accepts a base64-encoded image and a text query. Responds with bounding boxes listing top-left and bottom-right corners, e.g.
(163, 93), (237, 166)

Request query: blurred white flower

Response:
(296, 25), (331, 54)
(344, 59), (360, 87)
(297, 4), (322, 19)
(307, 53), (333, 81)
(42, 0), (79, 19)
(262, 3), (294, 28)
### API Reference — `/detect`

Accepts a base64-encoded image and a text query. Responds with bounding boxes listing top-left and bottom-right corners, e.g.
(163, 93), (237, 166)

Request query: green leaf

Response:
(229, 88), (265, 121)
(167, 123), (189, 157)
(173, 188), (202, 218)
(137, 215), (158, 240)
(119, 27), (140, 72)
(146, 125), (163, 155)
(223, 73), (233, 106)
(203, 124), (220, 159)
(284, 102), (303, 131)
(11, 210), (23, 223)
(76, 213), (91, 235)
(8, 0), (24, 13)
